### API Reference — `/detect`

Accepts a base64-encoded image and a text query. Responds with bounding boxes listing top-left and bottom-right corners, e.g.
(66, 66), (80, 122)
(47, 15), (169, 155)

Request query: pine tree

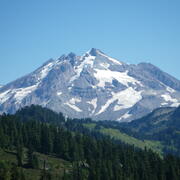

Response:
(0, 161), (11, 180)
(39, 169), (52, 180)
(27, 147), (39, 169)
(16, 143), (23, 167)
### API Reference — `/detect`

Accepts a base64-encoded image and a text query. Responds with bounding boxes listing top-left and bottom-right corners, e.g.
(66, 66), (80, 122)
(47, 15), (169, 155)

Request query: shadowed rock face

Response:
(0, 48), (180, 122)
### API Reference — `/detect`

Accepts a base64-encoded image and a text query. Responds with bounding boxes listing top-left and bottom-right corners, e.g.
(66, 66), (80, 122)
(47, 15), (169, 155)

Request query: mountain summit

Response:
(0, 49), (180, 121)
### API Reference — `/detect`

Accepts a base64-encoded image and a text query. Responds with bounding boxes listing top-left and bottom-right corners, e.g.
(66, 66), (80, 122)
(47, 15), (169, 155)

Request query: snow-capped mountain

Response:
(0, 48), (180, 121)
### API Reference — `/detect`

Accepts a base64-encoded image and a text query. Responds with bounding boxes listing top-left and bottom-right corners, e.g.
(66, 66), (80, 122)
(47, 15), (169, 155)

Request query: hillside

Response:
(120, 106), (180, 155)
(0, 149), (72, 180)
(83, 123), (163, 155)
(0, 105), (180, 179)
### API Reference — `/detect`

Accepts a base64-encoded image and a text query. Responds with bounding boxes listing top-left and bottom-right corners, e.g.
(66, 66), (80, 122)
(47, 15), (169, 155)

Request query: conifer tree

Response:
(16, 143), (23, 167)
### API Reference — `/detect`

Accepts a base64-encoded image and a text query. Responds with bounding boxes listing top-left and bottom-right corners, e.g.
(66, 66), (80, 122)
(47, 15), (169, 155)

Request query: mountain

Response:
(77, 105), (180, 155)
(122, 106), (178, 134)
(0, 48), (180, 121)
(120, 106), (180, 155)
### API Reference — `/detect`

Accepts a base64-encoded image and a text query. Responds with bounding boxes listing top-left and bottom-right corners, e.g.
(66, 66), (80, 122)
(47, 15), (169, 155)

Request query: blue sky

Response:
(0, 0), (180, 84)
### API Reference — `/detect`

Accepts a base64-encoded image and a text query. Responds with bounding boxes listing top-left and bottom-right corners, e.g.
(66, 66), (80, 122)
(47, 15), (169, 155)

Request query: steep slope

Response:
(0, 48), (180, 121)
(120, 106), (180, 155)
(124, 106), (180, 134)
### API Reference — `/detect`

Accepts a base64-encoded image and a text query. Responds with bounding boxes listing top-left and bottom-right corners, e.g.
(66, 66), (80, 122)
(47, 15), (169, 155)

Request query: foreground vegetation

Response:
(0, 105), (180, 180)
(0, 149), (72, 180)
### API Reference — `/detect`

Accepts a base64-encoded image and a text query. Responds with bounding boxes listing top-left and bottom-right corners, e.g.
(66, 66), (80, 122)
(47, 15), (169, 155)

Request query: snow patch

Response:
(69, 97), (81, 104)
(118, 112), (132, 121)
(161, 94), (177, 102)
(70, 55), (95, 82)
(37, 62), (54, 81)
(158, 81), (176, 93)
(87, 98), (97, 114)
(161, 94), (180, 107)
(95, 87), (142, 115)
(14, 84), (38, 103)
(0, 84), (38, 105)
(57, 92), (62, 96)
(161, 102), (168, 106)
(98, 51), (123, 65)
(64, 102), (82, 112)
(94, 69), (142, 88)
(171, 102), (180, 107)
(166, 86), (175, 93)
(64, 97), (82, 112)
(0, 90), (11, 104)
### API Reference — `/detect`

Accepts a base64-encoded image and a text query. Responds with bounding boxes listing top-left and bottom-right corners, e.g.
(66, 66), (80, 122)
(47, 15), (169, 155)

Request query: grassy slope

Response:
(0, 148), (72, 180)
(83, 123), (164, 155)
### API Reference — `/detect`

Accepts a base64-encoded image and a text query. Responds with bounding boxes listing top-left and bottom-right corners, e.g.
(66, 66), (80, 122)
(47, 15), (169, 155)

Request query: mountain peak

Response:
(0, 49), (180, 122)
(57, 52), (76, 62)
(88, 48), (104, 56)
(67, 52), (76, 58)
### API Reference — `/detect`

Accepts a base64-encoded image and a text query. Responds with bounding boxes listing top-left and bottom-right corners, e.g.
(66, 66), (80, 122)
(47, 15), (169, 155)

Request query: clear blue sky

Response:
(0, 0), (180, 85)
